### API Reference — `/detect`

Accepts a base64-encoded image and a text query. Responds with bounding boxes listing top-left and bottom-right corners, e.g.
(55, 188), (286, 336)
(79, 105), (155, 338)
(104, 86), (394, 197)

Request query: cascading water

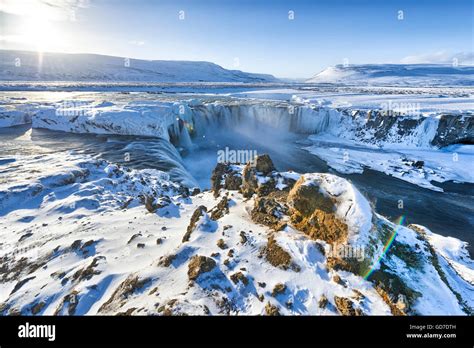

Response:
(167, 101), (472, 150)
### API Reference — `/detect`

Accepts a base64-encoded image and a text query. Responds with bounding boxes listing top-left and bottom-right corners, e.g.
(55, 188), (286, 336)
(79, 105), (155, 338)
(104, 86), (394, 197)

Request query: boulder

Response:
(287, 177), (334, 216)
(264, 302), (280, 316)
(264, 236), (292, 270)
(187, 255), (217, 281)
(334, 296), (362, 316)
(254, 154), (275, 175)
(241, 163), (258, 198)
(288, 176), (348, 244)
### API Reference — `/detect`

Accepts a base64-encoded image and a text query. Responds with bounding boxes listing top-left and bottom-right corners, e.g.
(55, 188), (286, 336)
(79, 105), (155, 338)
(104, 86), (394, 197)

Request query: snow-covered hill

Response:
(0, 153), (472, 315)
(306, 64), (474, 86)
(0, 50), (278, 83)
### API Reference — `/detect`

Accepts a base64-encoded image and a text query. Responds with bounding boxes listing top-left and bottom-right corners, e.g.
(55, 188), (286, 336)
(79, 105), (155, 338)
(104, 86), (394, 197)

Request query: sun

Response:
(18, 8), (66, 52)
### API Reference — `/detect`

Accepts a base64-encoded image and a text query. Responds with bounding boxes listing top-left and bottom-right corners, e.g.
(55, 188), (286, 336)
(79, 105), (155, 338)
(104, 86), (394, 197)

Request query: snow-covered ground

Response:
(304, 135), (474, 191)
(0, 50), (278, 83)
(306, 64), (474, 87)
(0, 83), (472, 316)
(0, 152), (472, 315)
(1, 89), (471, 191)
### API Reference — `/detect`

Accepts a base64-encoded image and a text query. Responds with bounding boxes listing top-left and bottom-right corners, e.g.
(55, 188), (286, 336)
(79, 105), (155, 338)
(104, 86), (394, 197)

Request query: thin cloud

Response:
(129, 40), (146, 46)
(0, 0), (90, 21)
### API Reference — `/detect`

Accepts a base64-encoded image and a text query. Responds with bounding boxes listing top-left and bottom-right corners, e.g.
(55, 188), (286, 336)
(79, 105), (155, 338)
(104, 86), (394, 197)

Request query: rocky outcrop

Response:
(334, 296), (363, 316)
(263, 236), (293, 270)
(3, 152), (470, 317)
(253, 154), (275, 175)
(287, 177), (348, 244)
(264, 302), (280, 316)
(431, 114), (474, 147)
(187, 255), (217, 281)
(241, 163), (259, 198)
(210, 196), (229, 220)
(99, 275), (151, 314)
(211, 163), (242, 197)
(182, 206), (207, 242)
(251, 196), (287, 230)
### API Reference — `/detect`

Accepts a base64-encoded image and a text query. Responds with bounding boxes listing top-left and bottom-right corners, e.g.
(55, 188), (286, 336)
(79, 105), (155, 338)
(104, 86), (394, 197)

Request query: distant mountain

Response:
(0, 50), (278, 83)
(306, 64), (474, 86)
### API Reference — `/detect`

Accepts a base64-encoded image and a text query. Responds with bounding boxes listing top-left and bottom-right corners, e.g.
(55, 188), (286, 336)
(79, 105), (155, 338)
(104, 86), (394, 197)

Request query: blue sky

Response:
(1, 0), (472, 77)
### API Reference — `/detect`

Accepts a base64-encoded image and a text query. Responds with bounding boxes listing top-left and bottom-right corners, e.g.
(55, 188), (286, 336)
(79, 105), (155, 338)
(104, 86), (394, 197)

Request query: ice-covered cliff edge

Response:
(17, 96), (472, 190)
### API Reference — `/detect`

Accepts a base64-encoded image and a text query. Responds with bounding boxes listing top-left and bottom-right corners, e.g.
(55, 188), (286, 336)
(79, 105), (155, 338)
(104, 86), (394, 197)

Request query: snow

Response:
(0, 103), (39, 128)
(0, 50), (278, 83)
(32, 101), (176, 139)
(304, 135), (474, 191)
(298, 173), (373, 247)
(306, 64), (474, 87)
(0, 152), (390, 315)
(0, 56), (473, 317)
(412, 224), (474, 311)
(1, 151), (470, 315)
(0, 89), (471, 191)
(379, 222), (472, 315)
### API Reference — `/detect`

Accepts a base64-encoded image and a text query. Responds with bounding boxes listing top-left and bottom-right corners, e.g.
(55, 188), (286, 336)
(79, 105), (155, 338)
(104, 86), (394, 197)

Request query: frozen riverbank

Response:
(1, 90), (472, 191)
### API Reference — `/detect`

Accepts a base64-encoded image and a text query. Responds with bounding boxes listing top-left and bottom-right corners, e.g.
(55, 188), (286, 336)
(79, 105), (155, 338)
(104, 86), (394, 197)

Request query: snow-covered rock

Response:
(0, 153), (471, 316)
(0, 103), (39, 127)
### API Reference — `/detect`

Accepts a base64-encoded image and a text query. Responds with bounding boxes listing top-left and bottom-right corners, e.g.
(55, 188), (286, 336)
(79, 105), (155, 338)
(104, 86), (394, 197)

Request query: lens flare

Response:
(363, 215), (406, 280)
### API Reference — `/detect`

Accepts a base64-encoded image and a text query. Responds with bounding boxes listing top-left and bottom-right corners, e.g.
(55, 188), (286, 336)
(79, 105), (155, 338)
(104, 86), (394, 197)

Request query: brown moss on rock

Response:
(318, 294), (328, 308)
(210, 196), (229, 220)
(287, 177), (334, 215)
(251, 196), (286, 229)
(254, 154), (276, 175)
(241, 164), (259, 198)
(332, 274), (346, 287)
(293, 210), (348, 244)
(256, 178), (277, 197)
(72, 256), (104, 282)
(31, 301), (45, 315)
(216, 239), (228, 250)
(143, 195), (158, 213)
(99, 275), (151, 313)
(326, 256), (361, 274)
(211, 163), (242, 197)
(287, 177), (348, 244)
(182, 206), (207, 242)
(211, 163), (227, 197)
(264, 302), (280, 316)
(157, 254), (176, 267)
(264, 236), (292, 270)
(187, 255), (217, 281)
(271, 283), (287, 297)
(224, 172), (243, 191)
(230, 272), (249, 286)
(54, 290), (79, 315)
(334, 296), (362, 316)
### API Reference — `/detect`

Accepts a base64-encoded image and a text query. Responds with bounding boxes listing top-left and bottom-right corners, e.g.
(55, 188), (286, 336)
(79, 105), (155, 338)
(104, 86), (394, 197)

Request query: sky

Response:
(0, 0), (473, 78)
